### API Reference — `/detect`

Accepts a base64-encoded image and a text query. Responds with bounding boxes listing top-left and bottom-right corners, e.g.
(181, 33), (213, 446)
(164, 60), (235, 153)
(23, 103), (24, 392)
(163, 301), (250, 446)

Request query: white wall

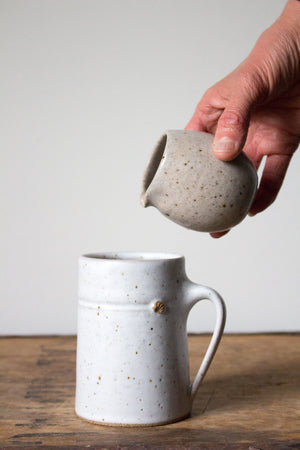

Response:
(1, 0), (299, 335)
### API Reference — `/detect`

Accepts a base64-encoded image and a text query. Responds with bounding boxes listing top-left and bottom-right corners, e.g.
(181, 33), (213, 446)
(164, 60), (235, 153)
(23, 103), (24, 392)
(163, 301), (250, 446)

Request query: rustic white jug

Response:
(75, 252), (226, 426)
(141, 130), (257, 232)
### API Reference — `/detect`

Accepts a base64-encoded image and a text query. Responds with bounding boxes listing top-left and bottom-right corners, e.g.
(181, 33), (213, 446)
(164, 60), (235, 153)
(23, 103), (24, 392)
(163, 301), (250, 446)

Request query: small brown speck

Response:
(155, 385), (157, 388)
(135, 285), (138, 289)
(97, 312), (100, 316)
(136, 351), (138, 354)
(149, 379), (153, 382)
(127, 376), (130, 380)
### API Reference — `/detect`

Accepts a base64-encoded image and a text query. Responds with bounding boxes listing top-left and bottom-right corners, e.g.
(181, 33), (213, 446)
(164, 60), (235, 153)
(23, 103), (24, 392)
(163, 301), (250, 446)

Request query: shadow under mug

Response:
(75, 252), (226, 426)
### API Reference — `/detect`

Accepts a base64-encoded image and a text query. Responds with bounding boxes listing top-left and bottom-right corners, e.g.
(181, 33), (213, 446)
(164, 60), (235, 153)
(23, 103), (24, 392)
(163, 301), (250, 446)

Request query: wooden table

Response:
(0, 335), (299, 449)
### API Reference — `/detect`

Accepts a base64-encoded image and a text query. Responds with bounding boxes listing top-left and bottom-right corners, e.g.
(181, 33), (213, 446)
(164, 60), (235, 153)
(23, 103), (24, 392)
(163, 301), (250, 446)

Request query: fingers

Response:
(249, 154), (292, 215)
(185, 113), (207, 132)
(185, 95), (223, 133)
(186, 85), (256, 161)
(210, 230), (230, 239)
(212, 102), (251, 161)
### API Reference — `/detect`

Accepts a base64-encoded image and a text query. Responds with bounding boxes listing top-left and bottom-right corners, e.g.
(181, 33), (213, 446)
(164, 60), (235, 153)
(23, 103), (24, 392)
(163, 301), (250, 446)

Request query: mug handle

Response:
(184, 281), (226, 400)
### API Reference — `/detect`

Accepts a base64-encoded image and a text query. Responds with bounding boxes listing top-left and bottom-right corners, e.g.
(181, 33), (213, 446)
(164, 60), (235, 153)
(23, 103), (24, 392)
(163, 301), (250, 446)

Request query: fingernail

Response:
(213, 137), (236, 154)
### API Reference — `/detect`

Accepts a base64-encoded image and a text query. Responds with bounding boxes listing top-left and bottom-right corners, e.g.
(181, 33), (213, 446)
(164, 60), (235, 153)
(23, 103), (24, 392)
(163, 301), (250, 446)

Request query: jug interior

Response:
(141, 134), (167, 198)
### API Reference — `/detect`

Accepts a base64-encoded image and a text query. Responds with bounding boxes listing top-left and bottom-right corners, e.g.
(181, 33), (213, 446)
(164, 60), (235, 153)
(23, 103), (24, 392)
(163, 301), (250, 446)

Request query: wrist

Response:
(244, 0), (300, 93)
(278, 0), (300, 39)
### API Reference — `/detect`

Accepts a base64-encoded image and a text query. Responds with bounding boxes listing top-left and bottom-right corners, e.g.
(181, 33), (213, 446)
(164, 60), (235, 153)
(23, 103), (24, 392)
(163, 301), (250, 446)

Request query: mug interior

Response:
(82, 251), (182, 261)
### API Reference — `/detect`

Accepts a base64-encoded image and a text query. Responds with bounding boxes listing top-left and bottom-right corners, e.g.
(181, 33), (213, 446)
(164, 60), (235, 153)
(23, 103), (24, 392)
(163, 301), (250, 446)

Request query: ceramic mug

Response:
(75, 252), (226, 426)
(140, 130), (257, 232)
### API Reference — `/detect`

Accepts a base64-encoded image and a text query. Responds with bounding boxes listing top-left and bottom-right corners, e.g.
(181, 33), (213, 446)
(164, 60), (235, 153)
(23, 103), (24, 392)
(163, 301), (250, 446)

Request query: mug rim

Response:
(80, 251), (184, 262)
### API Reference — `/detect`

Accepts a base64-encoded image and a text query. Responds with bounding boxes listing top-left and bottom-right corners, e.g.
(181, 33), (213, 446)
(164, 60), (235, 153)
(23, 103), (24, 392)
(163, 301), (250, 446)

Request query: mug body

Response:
(75, 252), (192, 426)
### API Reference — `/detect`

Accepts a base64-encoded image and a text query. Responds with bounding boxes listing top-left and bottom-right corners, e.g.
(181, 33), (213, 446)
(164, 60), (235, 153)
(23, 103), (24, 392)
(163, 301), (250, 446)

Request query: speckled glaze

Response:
(75, 252), (226, 426)
(140, 130), (258, 232)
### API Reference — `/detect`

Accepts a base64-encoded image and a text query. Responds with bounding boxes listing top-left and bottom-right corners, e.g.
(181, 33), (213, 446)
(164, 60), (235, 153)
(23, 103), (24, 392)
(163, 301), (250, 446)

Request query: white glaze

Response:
(75, 252), (226, 426)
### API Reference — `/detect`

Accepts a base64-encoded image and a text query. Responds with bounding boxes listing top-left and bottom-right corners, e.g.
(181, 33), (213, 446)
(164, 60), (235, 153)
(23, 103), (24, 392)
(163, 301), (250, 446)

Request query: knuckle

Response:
(219, 110), (246, 129)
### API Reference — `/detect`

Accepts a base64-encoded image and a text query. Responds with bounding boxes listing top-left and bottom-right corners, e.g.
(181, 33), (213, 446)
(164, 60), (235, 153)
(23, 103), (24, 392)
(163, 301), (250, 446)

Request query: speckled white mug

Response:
(75, 252), (226, 426)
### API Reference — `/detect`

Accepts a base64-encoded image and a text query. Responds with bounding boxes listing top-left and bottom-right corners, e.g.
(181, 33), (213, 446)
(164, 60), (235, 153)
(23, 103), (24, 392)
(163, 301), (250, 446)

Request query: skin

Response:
(186, 0), (300, 238)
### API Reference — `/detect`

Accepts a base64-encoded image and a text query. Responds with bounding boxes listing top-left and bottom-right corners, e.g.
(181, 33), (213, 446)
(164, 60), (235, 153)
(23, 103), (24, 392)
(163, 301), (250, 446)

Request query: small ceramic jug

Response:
(140, 130), (257, 232)
(75, 252), (226, 426)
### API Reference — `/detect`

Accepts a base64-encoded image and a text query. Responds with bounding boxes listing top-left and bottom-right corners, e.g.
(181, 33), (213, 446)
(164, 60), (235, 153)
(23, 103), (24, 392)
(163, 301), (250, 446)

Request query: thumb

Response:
(213, 100), (252, 161)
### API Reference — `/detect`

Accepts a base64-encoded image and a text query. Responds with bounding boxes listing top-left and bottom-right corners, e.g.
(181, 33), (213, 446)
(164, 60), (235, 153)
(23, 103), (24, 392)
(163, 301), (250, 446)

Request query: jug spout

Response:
(140, 191), (150, 208)
(140, 134), (167, 208)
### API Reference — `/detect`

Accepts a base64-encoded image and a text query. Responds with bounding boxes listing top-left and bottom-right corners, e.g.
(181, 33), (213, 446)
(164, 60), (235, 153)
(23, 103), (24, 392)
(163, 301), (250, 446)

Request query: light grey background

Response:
(1, 0), (299, 335)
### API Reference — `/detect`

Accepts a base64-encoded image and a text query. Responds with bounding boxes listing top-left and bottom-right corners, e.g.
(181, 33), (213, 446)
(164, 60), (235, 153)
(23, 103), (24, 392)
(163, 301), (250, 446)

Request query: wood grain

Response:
(0, 334), (299, 449)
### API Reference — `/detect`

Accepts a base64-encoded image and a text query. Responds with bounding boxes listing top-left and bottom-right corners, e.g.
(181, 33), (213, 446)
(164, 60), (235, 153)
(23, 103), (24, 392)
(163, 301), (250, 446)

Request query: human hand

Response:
(186, 0), (300, 238)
